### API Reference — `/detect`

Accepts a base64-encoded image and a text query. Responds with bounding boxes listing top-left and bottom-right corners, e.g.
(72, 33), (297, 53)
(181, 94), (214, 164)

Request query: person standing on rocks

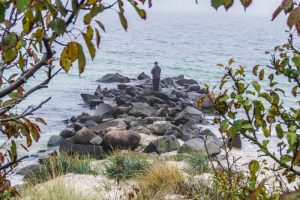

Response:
(151, 61), (161, 91)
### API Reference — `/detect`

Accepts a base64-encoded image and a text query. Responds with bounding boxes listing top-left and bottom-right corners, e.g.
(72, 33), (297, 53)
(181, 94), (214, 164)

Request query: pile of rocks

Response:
(48, 72), (222, 158)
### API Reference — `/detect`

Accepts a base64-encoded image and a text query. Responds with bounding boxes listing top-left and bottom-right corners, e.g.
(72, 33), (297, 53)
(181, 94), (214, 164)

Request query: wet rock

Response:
(144, 135), (180, 154)
(144, 117), (166, 124)
(165, 129), (183, 138)
(104, 130), (141, 149)
(137, 72), (150, 80)
(90, 135), (103, 146)
(129, 102), (156, 118)
(94, 85), (102, 96)
(95, 103), (114, 119)
(117, 84), (130, 90)
(179, 138), (221, 156)
(89, 119), (127, 136)
(185, 84), (205, 93)
(172, 75), (185, 81)
(84, 120), (97, 128)
(144, 95), (165, 105)
(174, 106), (205, 124)
(73, 122), (85, 132)
(232, 134), (242, 149)
(74, 127), (97, 144)
(97, 73), (130, 83)
(60, 129), (75, 138)
(80, 94), (102, 107)
(60, 143), (105, 159)
(47, 135), (68, 147)
(161, 77), (176, 87)
(175, 78), (198, 86)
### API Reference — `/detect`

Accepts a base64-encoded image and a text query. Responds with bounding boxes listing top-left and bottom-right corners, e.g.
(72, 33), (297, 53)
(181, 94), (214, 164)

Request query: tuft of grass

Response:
(17, 180), (98, 200)
(103, 151), (151, 180)
(137, 161), (183, 199)
(186, 152), (211, 174)
(26, 153), (97, 185)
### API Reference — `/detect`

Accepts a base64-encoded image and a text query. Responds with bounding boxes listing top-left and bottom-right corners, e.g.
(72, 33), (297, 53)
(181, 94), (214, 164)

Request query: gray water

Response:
(3, 1), (297, 184)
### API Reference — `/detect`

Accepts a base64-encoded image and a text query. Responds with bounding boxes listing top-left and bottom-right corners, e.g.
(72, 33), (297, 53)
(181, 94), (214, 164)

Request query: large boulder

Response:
(144, 135), (180, 154)
(161, 77), (176, 87)
(47, 135), (69, 147)
(97, 73), (130, 83)
(89, 119), (127, 136)
(103, 130), (141, 149)
(146, 121), (176, 136)
(179, 138), (221, 156)
(95, 103), (114, 119)
(129, 102), (156, 118)
(90, 135), (103, 146)
(74, 127), (97, 144)
(80, 94), (102, 107)
(60, 142), (105, 159)
(175, 78), (198, 86)
(137, 72), (150, 80)
(59, 129), (75, 138)
(174, 106), (205, 124)
(185, 85), (206, 93)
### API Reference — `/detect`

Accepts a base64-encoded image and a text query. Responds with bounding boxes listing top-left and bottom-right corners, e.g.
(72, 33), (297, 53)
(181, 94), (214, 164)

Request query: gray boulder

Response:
(134, 126), (152, 135)
(60, 142), (105, 159)
(161, 77), (176, 87)
(175, 106), (205, 124)
(97, 73), (130, 83)
(104, 130), (141, 149)
(137, 72), (150, 80)
(146, 121), (174, 136)
(144, 135), (180, 154)
(179, 138), (221, 156)
(74, 127), (97, 144)
(47, 135), (68, 147)
(95, 103), (114, 119)
(175, 78), (198, 86)
(80, 94), (102, 108)
(89, 119), (127, 136)
(90, 135), (103, 146)
(60, 129), (75, 138)
(129, 102), (156, 118)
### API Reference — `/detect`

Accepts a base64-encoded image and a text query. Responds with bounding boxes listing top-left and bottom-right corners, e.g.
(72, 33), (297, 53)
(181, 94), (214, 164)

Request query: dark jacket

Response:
(151, 66), (161, 79)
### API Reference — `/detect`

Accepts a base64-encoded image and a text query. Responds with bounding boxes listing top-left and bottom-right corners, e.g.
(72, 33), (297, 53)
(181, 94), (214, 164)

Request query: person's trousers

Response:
(153, 78), (160, 91)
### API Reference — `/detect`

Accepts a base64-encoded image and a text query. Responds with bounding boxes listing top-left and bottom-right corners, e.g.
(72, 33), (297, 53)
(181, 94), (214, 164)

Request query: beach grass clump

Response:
(17, 180), (98, 200)
(186, 152), (211, 174)
(136, 161), (183, 199)
(103, 150), (151, 179)
(26, 153), (97, 185)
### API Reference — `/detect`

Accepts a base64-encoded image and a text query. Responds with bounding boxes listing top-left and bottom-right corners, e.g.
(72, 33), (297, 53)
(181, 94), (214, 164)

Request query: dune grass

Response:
(26, 153), (97, 185)
(103, 150), (151, 180)
(136, 161), (184, 199)
(185, 152), (211, 174)
(17, 180), (99, 200)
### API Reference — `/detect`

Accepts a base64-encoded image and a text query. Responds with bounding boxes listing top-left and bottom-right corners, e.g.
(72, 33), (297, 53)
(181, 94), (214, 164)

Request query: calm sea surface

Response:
(3, 4), (297, 184)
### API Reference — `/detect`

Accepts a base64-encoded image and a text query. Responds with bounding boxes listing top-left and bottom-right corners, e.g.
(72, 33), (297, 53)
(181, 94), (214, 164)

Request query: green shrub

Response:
(26, 153), (97, 185)
(103, 151), (151, 179)
(186, 153), (211, 174)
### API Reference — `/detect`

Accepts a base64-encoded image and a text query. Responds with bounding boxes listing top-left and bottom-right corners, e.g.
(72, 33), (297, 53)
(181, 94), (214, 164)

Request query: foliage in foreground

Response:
(103, 151), (151, 180)
(25, 153), (96, 185)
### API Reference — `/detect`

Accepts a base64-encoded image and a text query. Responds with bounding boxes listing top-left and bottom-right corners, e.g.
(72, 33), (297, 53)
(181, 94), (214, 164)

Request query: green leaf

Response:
(60, 47), (72, 72)
(83, 33), (95, 59)
(231, 120), (242, 137)
(55, 0), (67, 16)
(84, 13), (92, 24)
(249, 160), (259, 175)
(287, 132), (297, 147)
(275, 124), (284, 139)
(35, 28), (44, 42)
(16, 0), (30, 12)
(240, 0), (252, 11)
(67, 42), (79, 61)
(281, 155), (292, 163)
(95, 20), (106, 32)
(242, 123), (253, 130)
(223, 0), (234, 10)
(0, 3), (5, 23)
(130, 2), (147, 20)
(49, 18), (66, 35)
(22, 10), (34, 34)
(259, 92), (272, 103)
(10, 140), (17, 160)
(259, 69), (264, 80)
(252, 81), (260, 93)
(287, 7), (300, 29)
(211, 0), (223, 10)
(77, 44), (86, 74)
(118, 12), (128, 31)
(263, 127), (270, 137)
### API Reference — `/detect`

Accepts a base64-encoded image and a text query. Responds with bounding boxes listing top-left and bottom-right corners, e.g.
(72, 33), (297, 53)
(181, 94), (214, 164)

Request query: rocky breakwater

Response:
(48, 72), (221, 158)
